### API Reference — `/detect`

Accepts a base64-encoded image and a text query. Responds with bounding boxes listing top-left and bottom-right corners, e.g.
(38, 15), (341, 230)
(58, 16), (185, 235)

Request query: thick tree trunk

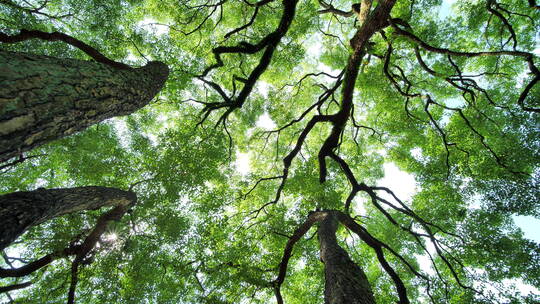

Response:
(318, 211), (376, 304)
(0, 50), (169, 162)
(0, 186), (136, 250)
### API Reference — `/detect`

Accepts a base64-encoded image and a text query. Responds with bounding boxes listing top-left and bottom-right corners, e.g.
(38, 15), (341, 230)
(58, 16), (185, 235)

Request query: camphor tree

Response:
(0, 0), (539, 303)
(0, 30), (169, 163)
(0, 0), (167, 302)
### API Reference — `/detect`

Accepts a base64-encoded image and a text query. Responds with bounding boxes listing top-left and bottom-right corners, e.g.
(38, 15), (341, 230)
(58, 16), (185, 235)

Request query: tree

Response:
(0, 192), (135, 303)
(278, 210), (379, 304)
(0, 186), (136, 251)
(0, 30), (169, 163)
(1, 0), (539, 303)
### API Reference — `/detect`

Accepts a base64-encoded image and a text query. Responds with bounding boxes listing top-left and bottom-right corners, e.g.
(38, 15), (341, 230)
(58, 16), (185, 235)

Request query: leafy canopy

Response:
(1, 0), (539, 303)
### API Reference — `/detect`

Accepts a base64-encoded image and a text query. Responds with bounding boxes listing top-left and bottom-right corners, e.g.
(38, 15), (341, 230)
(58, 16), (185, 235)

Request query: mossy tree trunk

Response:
(0, 50), (169, 162)
(318, 211), (376, 304)
(0, 186), (136, 250)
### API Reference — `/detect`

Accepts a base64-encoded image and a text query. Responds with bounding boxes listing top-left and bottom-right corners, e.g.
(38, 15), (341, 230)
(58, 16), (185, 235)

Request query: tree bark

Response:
(0, 50), (169, 162)
(318, 211), (376, 304)
(0, 186), (136, 250)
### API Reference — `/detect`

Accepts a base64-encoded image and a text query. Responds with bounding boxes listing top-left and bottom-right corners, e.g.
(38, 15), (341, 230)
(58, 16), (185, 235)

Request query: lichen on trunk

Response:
(0, 50), (169, 162)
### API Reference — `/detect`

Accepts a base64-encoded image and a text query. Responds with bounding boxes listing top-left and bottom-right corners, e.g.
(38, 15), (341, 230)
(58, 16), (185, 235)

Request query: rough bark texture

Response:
(0, 50), (169, 162)
(319, 211), (376, 304)
(0, 186), (136, 250)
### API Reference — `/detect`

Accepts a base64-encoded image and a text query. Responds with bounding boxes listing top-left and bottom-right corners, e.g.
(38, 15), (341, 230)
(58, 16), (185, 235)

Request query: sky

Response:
(439, 0), (457, 19)
(379, 164), (540, 243)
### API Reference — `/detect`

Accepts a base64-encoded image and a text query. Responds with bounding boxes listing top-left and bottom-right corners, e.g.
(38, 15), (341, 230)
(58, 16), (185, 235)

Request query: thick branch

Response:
(0, 246), (77, 278)
(198, 0), (299, 124)
(336, 211), (410, 304)
(0, 186), (136, 250)
(319, 0), (396, 183)
(0, 29), (131, 70)
(0, 281), (32, 293)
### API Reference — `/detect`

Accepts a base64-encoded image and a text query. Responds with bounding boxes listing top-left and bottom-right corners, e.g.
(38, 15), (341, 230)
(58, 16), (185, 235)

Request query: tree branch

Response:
(0, 281), (32, 294)
(0, 29), (132, 70)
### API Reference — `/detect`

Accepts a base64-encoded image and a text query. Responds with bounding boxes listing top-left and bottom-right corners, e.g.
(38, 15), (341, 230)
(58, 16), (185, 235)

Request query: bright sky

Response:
(137, 18), (169, 36)
(514, 215), (540, 242)
(377, 162), (540, 297)
(377, 162), (417, 200)
(379, 163), (540, 243)
(438, 0), (457, 19)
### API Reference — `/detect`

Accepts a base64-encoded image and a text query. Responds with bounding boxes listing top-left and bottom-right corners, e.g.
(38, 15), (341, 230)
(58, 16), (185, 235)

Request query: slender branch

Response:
(317, 0), (354, 17)
(241, 175), (284, 199)
(0, 0), (73, 20)
(390, 20), (533, 58)
(66, 203), (131, 304)
(272, 211), (327, 304)
(224, 5), (260, 39)
(0, 154), (45, 172)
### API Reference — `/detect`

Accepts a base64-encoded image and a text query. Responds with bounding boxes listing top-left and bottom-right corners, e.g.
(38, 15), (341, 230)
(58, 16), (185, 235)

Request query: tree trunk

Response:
(318, 211), (376, 304)
(0, 186), (136, 250)
(0, 50), (169, 162)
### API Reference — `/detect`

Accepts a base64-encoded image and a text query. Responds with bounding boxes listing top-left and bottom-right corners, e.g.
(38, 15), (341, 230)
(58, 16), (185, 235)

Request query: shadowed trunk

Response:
(0, 50), (169, 162)
(318, 211), (376, 304)
(0, 186), (136, 250)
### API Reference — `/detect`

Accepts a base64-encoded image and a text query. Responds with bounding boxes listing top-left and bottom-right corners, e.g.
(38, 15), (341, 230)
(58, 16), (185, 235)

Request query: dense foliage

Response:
(1, 0), (539, 303)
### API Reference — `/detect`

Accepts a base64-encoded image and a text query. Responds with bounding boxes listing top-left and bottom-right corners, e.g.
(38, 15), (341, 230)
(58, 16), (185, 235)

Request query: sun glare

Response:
(255, 113), (277, 130)
(235, 151), (251, 176)
(104, 233), (118, 242)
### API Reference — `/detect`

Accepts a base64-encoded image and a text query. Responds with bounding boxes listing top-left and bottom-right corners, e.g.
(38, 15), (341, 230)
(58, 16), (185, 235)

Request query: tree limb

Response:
(0, 29), (132, 70)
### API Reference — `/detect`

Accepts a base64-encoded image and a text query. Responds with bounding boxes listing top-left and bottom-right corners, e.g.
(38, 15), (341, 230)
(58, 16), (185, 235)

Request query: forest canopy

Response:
(0, 0), (539, 303)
